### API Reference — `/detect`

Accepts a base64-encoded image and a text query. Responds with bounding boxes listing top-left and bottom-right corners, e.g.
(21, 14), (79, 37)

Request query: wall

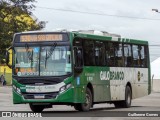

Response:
(152, 79), (160, 92)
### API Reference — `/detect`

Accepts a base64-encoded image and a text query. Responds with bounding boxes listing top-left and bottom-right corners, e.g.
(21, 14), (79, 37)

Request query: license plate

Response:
(34, 94), (45, 99)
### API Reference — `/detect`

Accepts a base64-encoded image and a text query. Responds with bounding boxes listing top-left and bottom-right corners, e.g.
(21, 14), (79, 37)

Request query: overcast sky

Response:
(32, 0), (160, 62)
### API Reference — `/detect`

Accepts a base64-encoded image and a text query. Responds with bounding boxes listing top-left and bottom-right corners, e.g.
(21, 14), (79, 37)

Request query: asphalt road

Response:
(1, 86), (160, 120)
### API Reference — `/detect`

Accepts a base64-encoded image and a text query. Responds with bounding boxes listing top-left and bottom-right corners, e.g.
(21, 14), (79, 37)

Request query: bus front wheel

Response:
(29, 103), (44, 112)
(74, 88), (92, 112)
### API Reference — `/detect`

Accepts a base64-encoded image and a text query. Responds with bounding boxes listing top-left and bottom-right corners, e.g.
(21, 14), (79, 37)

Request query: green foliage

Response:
(0, 0), (46, 63)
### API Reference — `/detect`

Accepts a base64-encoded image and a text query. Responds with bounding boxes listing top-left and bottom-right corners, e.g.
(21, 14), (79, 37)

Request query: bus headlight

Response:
(59, 86), (66, 93)
(13, 85), (21, 95)
(13, 85), (16, 90)
(59, 83), (72, 93)
(17, 88), (21, 95)
(66, 84), (72, 89)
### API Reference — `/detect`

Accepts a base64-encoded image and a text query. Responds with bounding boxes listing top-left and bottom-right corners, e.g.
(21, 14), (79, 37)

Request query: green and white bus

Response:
(6, 30), (151, 112)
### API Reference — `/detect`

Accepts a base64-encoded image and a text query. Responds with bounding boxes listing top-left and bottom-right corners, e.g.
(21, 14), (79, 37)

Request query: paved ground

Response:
(1, 86), (160, 120)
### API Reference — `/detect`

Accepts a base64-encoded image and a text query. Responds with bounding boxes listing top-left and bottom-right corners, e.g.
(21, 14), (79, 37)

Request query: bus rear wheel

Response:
(29, 103), (44, 112)
(74, 88), (92, 112)
(114, 86), (132, 108)
(123, 86), (132, 108)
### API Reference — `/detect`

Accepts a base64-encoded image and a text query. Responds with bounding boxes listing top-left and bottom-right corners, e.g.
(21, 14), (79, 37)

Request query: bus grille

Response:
(22, 92), (59, 99)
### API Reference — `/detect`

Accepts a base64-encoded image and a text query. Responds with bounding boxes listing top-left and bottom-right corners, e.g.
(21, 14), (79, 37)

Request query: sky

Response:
(32, 0), (160, 62)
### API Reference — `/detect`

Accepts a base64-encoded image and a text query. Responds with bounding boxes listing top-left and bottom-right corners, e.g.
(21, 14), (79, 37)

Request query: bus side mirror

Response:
(74, 47), (83, 72)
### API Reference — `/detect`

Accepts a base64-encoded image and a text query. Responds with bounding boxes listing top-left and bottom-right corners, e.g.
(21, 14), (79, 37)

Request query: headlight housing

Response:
(59, 83), (72, 93)
(13, 85), (21, 95)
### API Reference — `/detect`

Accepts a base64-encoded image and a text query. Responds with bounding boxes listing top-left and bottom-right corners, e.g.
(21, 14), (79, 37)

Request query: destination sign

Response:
(20, 34), (63, 42)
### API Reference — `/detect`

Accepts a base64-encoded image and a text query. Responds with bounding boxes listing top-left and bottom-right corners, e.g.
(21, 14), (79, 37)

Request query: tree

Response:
(0, 0), (46, 63)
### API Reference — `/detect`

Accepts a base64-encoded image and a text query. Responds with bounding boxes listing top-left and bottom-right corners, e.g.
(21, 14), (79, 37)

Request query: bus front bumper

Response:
(13, 87), (75, 104)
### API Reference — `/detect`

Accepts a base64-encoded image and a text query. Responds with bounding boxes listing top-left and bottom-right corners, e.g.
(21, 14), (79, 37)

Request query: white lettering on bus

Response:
(100, 71), (124, 80)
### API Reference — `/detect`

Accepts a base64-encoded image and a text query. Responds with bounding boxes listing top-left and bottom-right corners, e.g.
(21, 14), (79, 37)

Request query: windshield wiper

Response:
(45, 42), (57, 68)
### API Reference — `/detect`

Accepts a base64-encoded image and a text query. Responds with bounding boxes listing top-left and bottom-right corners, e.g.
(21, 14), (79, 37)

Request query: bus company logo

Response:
(2, 112), (11, 117)
(137, 71), (143, 81)
(100, 71), (124, 81)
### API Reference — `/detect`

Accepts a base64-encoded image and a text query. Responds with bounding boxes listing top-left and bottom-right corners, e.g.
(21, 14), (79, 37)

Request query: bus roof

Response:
(71, 31), (148, 45)
(14, 30), (148, 45)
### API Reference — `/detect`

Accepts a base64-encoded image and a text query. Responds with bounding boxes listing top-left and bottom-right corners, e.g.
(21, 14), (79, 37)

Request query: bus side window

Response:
(132, 45), (141, 67)
(144, 46), (148, 68)
(115, 43), (123, 67)
(73, 38), (83, 72)
(100, 42), (106, 66)
(83, 40), (95, 66)
(140, 46), (147, 68)
(95, 41), (106, 66)
(74, 47), (83, 68)
(124, 44), (132, 67)
(106, 42), (115, 67)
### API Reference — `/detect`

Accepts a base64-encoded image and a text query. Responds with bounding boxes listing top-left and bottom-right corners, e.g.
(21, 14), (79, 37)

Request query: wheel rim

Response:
(84, 92), (91, 107)
(127, 91), (131, 105)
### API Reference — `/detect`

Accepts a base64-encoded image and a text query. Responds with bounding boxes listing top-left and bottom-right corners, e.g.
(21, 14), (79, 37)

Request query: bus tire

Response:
(74, 88), (92, 112)
(114, 86), (132, 108)
(122, 86), (132, 108)
(29, 103), (44, 112)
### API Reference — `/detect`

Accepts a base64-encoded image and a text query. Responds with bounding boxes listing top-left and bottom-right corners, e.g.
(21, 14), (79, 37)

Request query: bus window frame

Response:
(73, 38), (84, 72)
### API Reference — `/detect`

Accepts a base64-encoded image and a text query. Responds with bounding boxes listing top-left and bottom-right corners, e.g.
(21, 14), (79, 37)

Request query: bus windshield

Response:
(13, 46), (72, 77)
